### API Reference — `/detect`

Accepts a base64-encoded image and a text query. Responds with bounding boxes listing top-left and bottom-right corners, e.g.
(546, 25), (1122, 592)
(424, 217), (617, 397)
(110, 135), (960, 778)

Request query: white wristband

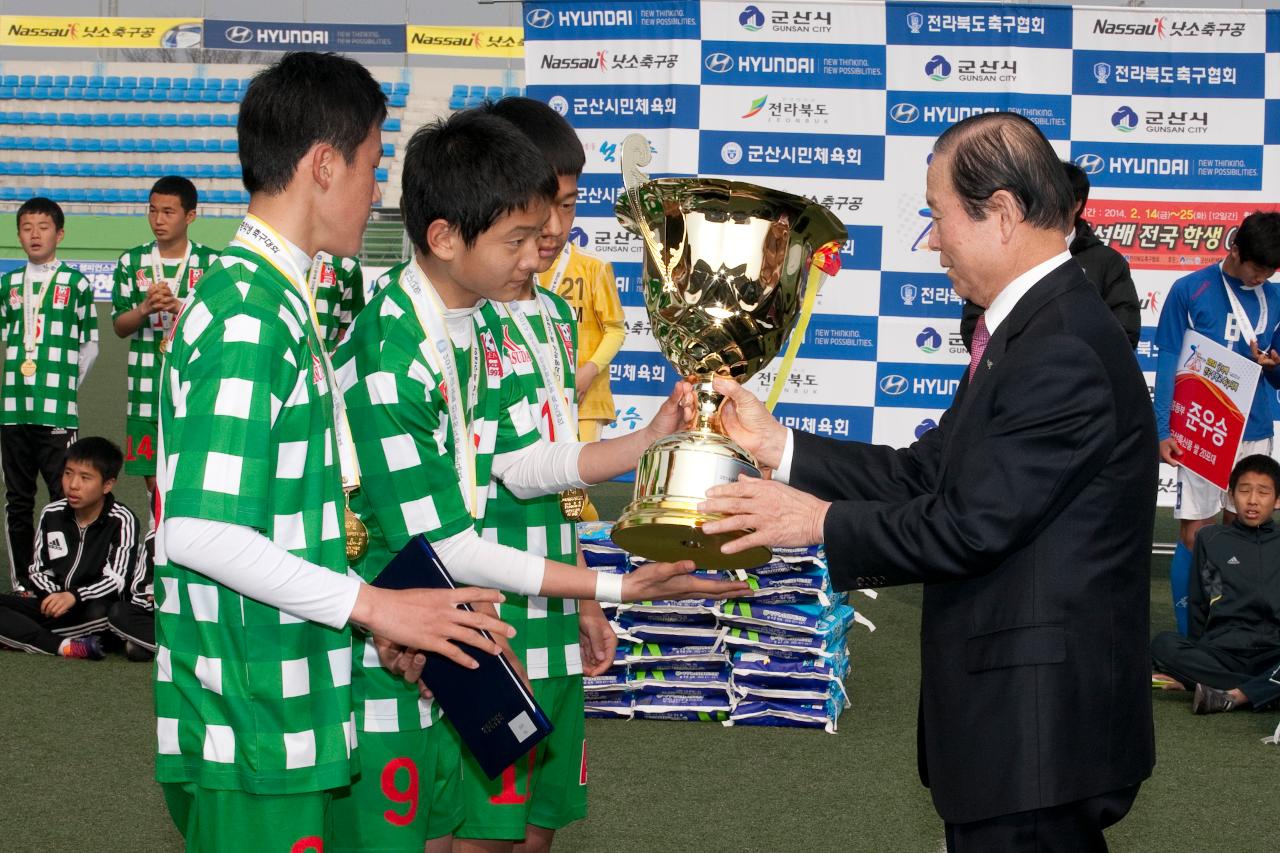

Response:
(594, 571), (624, 603)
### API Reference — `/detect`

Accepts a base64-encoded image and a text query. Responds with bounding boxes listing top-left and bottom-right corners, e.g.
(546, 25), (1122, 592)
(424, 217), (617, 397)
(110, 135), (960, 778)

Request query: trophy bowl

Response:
(611, 138), (845, 570)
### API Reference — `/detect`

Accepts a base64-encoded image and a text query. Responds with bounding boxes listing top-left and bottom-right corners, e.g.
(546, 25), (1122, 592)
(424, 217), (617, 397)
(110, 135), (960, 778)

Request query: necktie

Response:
(967, 315), (989, 382)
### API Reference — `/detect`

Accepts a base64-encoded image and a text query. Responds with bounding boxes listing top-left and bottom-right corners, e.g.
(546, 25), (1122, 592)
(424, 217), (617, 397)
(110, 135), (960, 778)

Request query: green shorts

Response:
(326, 725), (461, 853)
(123, 416), (158, 476)
(454, 674), (588, 841)
(162, 781), (330, 853)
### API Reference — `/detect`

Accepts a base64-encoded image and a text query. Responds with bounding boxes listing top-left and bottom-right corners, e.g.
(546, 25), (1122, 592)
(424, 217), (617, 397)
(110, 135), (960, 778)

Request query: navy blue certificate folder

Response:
(372, 534), (553, 779)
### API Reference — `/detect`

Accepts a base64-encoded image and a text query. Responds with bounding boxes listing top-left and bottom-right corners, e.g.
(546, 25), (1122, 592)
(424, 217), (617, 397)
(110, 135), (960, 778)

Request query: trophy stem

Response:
(691, 379), (722, 434)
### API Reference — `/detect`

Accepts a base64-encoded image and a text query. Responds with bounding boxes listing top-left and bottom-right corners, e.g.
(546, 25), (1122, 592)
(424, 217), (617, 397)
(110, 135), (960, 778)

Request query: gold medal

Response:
(158, 336), (168, 355)
(345, 502), (369, 563)
(20, 358), (36, 378)
(559, 488), (586, 522)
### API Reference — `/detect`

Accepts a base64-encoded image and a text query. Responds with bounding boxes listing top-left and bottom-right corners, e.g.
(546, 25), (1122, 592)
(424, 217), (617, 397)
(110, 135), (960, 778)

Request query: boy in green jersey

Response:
(111, 176), (219, 510)
(333, 110), (745, 853)
(153, 52), (514, 853)
(1, 197), (97, 591)
(452, 96), (614, 853)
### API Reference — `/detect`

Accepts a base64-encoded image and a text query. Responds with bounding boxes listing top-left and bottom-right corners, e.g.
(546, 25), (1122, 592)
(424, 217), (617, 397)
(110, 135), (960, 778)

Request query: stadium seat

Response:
(102, 139), (119, 152)
(389, 93), (407, 108)
(217, 91), (236, 103)
(104, 76), (120, 88)
(171, 139), (187, 152)
(2, 75), (17, 87)
(84, 188), (104, 202)
(65, 86), (83, 99)
(127, 164), (145, 177)
(201, 91), (218, 103)
(188, 78), (205, 90)
(381, 143), (393, 157)
(148, 91), (165, 102)
(220, 139), (237, 153)
(91, 114), (108, 127)
(161, 114), (177, 127)
(143, 115), (161, 127)
(380, 82), (392, 95)
(448, 95), (466, 111)
(118, 139), (136, 152)
(36, 75), (52, 87)
(504, 87), (521, 97)
(74, 164), (92, 178)
(71, 75), (86, 87)
(469, 86), (484, 97)
(19, 76), (35, 86)
(166, 90), (184, 102)
(177, 114), (194, 127)
(39, 112), (55, 123)
(215, 165), (237, 178)
(53, 76), (69, 87)
(154, 139), (171, 153)
(135, 139), (152, 152)
(87, 75), (103, 88)
(375, 168), (388, 182)
(139, 76), (154, 88)
(211, 114), (230, 127)
(193, 114), (211, 127)
(144, 164), (164, 178)
(205, 78), (222, 90)
(393, 82), (409, 96)
(196, 164), (215, 179)
(186, 139), (204, 152)
(171, 78), (187, 89)
(49, 137), (66, 151)
(451, 84), (467, 98)
(0, 87), (12, 100)
(383, 118), (401, 132)
(121, 76), (137, 88)
(29, 87), (48, 99)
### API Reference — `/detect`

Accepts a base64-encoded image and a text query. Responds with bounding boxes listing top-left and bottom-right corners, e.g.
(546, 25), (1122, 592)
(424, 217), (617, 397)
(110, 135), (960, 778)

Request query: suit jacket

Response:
(792, 259), (1156, 823)
(961, 221), (1141, 349)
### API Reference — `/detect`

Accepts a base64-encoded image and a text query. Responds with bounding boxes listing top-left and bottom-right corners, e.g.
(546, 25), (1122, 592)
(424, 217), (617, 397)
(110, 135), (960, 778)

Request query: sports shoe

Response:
(61, 635), (105, 661)
(1192, 682), (1235, 715)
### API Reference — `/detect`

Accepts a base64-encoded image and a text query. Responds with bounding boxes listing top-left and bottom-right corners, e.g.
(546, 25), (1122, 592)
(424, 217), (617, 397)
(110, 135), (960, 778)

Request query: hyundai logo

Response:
(548, 95), (569, 116)
(1075, 153), (1105, 175)
(739, 5), (765, 31)
(224, 25), (253, 44)
(568, 226), (588, 248)
(525, 8), (554, 29)
(705, 52), (734, 74)
(889, 103), (919, 124)
(880, 375), (909, 396)
(1111, 105), (1138, 132)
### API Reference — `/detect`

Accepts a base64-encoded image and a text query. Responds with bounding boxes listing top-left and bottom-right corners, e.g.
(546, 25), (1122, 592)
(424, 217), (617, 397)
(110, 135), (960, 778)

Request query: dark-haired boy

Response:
(1, 197), (98, 591)
(111, 176), (219, 510)
(1151, 453), (1280, 714)
(108, 528), (157, 661)
(456, 96), (609, 853)
(331, 109), (743, 853)
(1155, 211), (1280, 635)
(0, 436), (137, 658)
(153, 52), (517, 853)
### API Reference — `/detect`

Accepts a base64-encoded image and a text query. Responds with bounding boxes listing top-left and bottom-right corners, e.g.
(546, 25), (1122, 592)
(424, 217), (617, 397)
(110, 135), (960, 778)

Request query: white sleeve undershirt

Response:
(491, 439), (587, 498)
(432, 528), (546, 595)
(78, 339), (98, 384)
(162, 516), (361, 629)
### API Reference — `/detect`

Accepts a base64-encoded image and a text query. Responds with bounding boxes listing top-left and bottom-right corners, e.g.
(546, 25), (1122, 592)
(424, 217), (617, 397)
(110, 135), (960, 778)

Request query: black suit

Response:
(791, 260), (1156, 834)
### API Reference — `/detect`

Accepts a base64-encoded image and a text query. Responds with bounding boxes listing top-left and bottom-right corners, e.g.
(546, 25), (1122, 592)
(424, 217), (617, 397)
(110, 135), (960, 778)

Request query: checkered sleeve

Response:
(162, 301), (295, 532)
(496, 352), (543, 453)
(340, 256), (365, 319)
(71, 270), (96, 347)
(111, 253), (135, 320)
(341, 338), (476, 564)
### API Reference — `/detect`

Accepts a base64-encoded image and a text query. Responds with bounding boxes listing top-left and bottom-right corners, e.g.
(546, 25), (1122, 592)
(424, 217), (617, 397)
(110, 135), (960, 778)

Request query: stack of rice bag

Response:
(578, 522), (859, 733)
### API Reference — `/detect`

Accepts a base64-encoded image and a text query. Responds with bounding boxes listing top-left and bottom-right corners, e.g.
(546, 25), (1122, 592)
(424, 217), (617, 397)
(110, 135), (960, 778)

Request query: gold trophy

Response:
(611, 134), (845, 571)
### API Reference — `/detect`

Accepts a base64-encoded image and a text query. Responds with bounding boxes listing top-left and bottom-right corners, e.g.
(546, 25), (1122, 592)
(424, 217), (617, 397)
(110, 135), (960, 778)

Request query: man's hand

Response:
(700, 476), (830, 554)
(40, 591), (75, 618)
(575, 361), (599, 398)
(1251, 340), (1280, 370)
(578, 599), (617, 676)
(350, 584), (514, 670)
(622, 560), (749, 602)
(712, 377), (789, 471)
(642, 380), (694, 441)
(1159, 436), (1183, 467)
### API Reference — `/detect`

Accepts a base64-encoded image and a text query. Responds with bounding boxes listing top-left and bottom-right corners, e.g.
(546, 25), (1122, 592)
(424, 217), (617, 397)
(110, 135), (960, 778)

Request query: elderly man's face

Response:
(925, 152), (1003, 307)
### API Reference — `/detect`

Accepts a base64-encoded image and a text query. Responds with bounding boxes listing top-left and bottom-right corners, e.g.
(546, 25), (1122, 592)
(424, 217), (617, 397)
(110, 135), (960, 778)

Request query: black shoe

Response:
(1192, 683), (1236, 715)
(125, 640), (155, 662)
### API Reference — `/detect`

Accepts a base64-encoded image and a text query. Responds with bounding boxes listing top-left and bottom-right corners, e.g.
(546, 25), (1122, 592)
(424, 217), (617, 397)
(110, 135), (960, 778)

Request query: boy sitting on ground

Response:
(0, 436), (139, 659)
(1151, 454), (1280, 713)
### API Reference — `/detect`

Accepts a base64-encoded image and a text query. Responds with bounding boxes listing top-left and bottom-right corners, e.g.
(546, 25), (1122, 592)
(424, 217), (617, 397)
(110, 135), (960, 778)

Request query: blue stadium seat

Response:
(135, 140), (153, 153)
(170, 139), (187, 152)
(118, 139), (135, 152)
(448, 95), (466, 111)
(186, 139), (203, 153)
(102, 139), (119, 152)
(469, 85), (484, 97)
(171, 78), (187, 90)
(205, 78), (223, 90)
(0, 87), (12, 100)
(90, 163), (110, 177)
(71, 75), (86, 87)
(486, 86), (502, 99)
(375, 168), (388, 182)
(220, 139), (237, 153)
(87, 75), (103, 88)
(74, 164), (93, 179)
(177, 113), (194, 127)
(201, 91), (217, 103)
(32, 138), (49, 151)
(91, 114), (108, 127)
(36, 76), (52, 88)
(393, 82), (409, 96)
(504, 87), (521, 97)
(103, 189), (124, 203)
(138, 76), (154, 88)
(154, 139), (171, 153)
(39, 112), (55, 123)
(121, 76), (138, 88)
(18, 76), (34, 86)
(451, 84), (467, 98)
(0, 136), (12, 148)
(148, 91), (165, 102)
(108, 114), (125, 127)
(133, 88), (151, 100)
(381, 143), (393, 157)
(84, 188), (104, 203)
(383, 118), (401, 132)
(22, 163), (40, 176)
(80, 88), (99, 101)
(15, 87), (34, 99)
(164, 90), (182, 102)
(104, 76), (120, 88)
(389, 93), (407, 108)
(214, 165), (237, 179)
(144, 164), (164, 178)
(211, 114), (230, 127)
(53, 76), (69, 87)
(143, 115), (161, 127)
(379, 82), (392, 95)
(57, 163), (77, 176)
(15, 136), (31, 147)
(217, 91), (236, 103)
(188, 78), (205, 90)
(69, 138), (88, 151)
(50, 137), (66, 151)
(193, 114), (211, 127)
(65, 86), (83, 99)
(2, 76), (17, 87)
(196, 164), (215, 179)
(72, 113), (90, 125)
(160, 114), (177, 127)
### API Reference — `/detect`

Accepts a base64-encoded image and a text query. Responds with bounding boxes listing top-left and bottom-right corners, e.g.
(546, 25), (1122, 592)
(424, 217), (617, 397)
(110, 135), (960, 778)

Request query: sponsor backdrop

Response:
(523, 0), (1280, 505)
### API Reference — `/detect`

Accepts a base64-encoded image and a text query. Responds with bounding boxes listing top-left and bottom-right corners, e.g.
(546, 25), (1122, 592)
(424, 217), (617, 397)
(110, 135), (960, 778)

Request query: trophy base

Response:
(611, 431), (773, 572)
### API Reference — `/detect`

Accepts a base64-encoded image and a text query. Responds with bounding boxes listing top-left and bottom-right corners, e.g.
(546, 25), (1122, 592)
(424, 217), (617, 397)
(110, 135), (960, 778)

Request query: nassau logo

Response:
(925, 54), (951, 81)
(742, 95), (768, 118)
(916, 327), (942, 354)
(1074, 153), (1105, 175)
(880, 375), (909, 396)
(1111, 105), (1139, 132)
(739, 5), (766, 31)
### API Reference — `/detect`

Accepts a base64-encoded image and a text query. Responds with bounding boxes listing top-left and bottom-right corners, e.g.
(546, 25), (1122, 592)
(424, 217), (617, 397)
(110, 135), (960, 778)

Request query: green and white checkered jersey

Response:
(153, 243), (356, 796)
(483, 289), (583, 680)
(111, 241), (219, 421)
(311, 253), (365, 353)
(334, 260), (540, 734)
(1, 264), (96, 428)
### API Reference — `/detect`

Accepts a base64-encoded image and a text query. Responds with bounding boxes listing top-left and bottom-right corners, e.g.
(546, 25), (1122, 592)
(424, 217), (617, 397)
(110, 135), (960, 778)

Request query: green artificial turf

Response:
(1, 308), (1276, 852)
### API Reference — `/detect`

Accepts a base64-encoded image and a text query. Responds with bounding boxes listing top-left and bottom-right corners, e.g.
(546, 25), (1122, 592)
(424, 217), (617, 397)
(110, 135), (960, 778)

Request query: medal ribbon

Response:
(400, 260), (483, 518)
(503, 294), (575, 443)
(1220, 262), (1268, 349)
(21, 262), (59, 360)
(231, 215), (361, 494)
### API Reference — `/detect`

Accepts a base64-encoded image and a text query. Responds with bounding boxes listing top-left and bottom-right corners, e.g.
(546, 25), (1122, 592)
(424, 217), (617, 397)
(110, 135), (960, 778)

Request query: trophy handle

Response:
(620, 134), (673, 280)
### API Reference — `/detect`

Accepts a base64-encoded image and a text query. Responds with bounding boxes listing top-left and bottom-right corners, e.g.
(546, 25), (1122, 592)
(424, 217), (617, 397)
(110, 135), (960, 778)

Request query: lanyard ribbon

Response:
(503, 293), (575, 442)
(230, 215), (361, 494)
(400, 260), (484, 517)
(1221, 263), (1267, 349)
(20, 262), (59, 357)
